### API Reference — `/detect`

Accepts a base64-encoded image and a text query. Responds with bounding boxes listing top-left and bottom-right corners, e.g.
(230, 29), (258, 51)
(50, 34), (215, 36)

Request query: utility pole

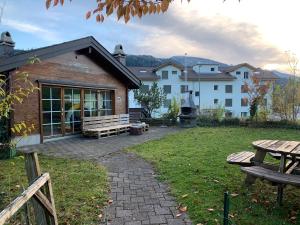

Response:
(198, 65), (201, 114)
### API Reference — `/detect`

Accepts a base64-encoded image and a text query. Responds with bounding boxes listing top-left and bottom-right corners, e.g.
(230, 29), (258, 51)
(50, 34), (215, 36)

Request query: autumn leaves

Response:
(45, 0), (184, 23)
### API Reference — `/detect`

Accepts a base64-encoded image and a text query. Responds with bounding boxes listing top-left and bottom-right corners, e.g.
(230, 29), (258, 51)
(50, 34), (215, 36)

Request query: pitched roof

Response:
(128, 67), (159, 81)
(180, 68), (236, 81)
(254, 69), (278, 80)
(222, 63), (257, 72)
(153, 60), (184, 71)
(0, 36), (141, 89)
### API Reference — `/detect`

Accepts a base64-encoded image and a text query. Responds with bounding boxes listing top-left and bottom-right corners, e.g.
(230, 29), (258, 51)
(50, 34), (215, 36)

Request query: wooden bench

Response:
(226, 151), (255, 166)
(83, 114), (132, 138)
(241, 166), (300, 186)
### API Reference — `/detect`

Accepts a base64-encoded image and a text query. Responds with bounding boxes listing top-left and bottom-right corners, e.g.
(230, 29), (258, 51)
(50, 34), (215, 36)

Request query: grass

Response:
(128, 127), (300, 225)
(0, 155), (109, 225)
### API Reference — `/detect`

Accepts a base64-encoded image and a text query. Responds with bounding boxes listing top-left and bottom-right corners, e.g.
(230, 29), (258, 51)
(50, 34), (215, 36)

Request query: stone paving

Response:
(24, 127), (192, 225)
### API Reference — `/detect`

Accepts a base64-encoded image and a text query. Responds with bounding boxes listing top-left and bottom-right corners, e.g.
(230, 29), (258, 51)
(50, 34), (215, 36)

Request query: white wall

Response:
(129, 65), (274, 118)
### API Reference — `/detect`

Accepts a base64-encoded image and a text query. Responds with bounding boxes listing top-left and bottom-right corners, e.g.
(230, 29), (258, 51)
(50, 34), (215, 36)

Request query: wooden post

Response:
(24, 150), (58, 225)
(277, 155), (286, 205)
(244, 150), (266, 186)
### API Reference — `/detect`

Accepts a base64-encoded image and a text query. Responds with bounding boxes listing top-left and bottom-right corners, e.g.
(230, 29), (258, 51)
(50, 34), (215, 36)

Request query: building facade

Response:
(128, 61), (278, 118)
(0, 32), (140, 146)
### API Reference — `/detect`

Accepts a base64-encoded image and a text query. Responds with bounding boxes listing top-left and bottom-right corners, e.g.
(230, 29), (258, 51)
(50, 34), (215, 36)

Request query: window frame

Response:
(161, 70), (169, 80)
(225, 98), (233, 107)
(225, 85), (233, 93)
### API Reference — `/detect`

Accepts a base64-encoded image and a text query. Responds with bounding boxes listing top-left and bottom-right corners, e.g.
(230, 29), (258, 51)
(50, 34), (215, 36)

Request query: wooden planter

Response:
(0, 143), (16, 160)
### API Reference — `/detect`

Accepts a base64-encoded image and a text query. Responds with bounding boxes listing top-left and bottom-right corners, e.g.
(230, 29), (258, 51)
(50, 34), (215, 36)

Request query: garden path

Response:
(24, 127), (192, 225)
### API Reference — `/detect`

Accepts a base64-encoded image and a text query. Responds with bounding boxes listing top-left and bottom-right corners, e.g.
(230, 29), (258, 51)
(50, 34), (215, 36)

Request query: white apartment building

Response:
(128, 61), (278, 118)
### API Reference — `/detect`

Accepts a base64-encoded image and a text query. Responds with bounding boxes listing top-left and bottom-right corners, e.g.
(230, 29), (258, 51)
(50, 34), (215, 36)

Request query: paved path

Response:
(24, 127), (191, 225)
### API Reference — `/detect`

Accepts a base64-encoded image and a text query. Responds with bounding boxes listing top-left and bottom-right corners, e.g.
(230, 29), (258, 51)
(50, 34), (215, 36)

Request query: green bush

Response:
(163, 97), (180, 122)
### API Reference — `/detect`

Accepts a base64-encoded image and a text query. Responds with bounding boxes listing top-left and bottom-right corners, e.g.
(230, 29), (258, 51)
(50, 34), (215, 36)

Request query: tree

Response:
(163, 97), (180, 122)
(272, 79), (300, 121)
(0, 58), (38, 147)
(133, 82), (166, 118)
(243, 76), (270, 120)
(46, 0), (191, 23)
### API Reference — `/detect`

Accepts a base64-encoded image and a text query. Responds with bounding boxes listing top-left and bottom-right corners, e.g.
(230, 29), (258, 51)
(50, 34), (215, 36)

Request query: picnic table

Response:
(228, 140), (300, 205)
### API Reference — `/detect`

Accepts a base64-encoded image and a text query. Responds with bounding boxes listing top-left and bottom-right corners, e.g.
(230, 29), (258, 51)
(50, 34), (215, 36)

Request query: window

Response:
(214, 85), (218, 90)
(241, 112), (248, 118)
(225, 99), (232, 107)
(164, 99), (171, 108)
(64, 88), (81, 134)
(195, 91), (200, 97)
(241, 85), (247, 93)
(84, 90), (98, 117)
(140, 85), (149, 93)
(172, 70), (177, 75)
(99, 91), (113, 116)
(225, 111), (233, 118)
(211, 67), (215, 72)
(241, 98), (248, 107)
(181, 85), (188, 93)
(163, 85), (171, 94)
(42, 87), (62, 137)
(214, 99), (218, 104)
(244, 72), (249, 79)
(236, 71), (241, 75)
(162, 71), (168, 79)
(84, 90), (113, 117)
(225, 85), (233, 93)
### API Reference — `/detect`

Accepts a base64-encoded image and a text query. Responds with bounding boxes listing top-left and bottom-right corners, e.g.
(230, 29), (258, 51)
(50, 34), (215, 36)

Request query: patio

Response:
(21, 127), (192, 225)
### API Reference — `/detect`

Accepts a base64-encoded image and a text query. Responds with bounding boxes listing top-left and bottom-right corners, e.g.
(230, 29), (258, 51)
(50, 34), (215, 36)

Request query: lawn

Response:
(128, 127), (300, 225)
(0, 155), (109, 225)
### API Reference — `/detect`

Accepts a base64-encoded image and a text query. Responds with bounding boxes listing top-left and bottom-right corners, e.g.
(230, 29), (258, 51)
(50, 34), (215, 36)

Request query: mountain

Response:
(170, 56), (228, 67)
(125, 55), (164, 67)
(272, 71), (299, 86)
(125, 55), (228, 68)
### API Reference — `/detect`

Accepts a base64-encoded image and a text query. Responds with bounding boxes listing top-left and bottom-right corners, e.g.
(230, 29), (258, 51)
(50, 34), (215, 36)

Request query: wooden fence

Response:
(0, 152), (58, 225)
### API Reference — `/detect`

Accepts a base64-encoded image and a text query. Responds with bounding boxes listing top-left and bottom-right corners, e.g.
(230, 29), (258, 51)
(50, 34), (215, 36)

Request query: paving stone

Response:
(22, 127), (191, 225)
(149, 215), (166, 224)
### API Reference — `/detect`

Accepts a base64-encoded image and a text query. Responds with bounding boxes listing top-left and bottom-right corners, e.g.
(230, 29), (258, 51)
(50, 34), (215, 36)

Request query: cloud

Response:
(129, 9), (286, 67)
(2, 19), (62, 43)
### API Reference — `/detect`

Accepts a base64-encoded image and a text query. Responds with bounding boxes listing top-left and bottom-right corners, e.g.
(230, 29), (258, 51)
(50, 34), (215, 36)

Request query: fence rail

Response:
(0, 152), (58, 225)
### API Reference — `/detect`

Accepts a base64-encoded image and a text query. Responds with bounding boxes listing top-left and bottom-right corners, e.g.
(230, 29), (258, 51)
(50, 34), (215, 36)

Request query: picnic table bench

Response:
(227, 140), (300, 205)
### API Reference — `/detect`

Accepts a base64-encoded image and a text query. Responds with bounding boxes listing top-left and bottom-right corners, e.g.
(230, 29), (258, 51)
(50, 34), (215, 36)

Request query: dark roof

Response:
(128, 67), (159, 81)
(0, 36), (140, 89)
(254, 69), (278, 80)
(153, 60), (184, 72)
(222, 63), (257, 72)
(180, 68), (236, 81)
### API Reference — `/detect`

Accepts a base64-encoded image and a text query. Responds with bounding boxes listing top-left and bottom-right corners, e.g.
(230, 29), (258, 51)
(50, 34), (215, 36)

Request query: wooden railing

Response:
(0, 152), (58, 225)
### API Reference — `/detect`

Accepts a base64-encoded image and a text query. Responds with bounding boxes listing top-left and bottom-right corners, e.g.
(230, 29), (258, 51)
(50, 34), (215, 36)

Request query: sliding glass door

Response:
(64, 88), (81, 135)
(41, 86), (114, 139)
(42, 87), (62, 137)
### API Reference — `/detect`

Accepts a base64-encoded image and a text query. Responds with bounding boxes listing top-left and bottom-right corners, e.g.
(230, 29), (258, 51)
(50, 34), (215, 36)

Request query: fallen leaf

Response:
(176, 213), (182, 217)
(229, 214), (234, 218)
(207, 208), (215, 212)
(196, 224), (204, 225)
(179, 206), (187, 212)
(213, 179), (219, 183)
(290, 216), (297, 220)
(230, 193), (239, 197)
(181, 194), (189, 198)
(98, 214), (103, 219)
(108, 199), (113, 204)
(251, 198), (258, 203)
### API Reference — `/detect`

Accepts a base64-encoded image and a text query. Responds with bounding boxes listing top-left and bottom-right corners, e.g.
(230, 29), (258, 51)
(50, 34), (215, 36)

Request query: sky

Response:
(0, 0), (300, 73)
